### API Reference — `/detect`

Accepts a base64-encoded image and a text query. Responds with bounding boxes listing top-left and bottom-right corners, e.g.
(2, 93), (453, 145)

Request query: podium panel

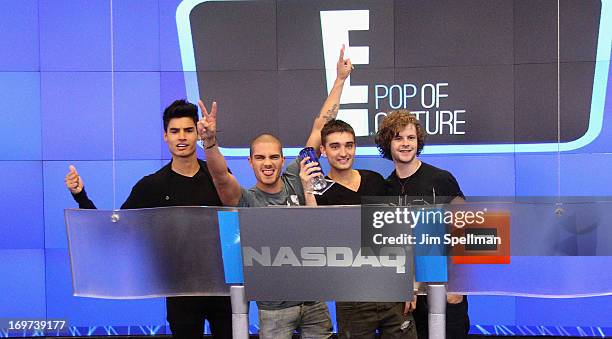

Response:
(239, 206), (414, 302)
(448, 256), (612, 297)
(446, 199), (612, 297)
(65, 207), (230, 298)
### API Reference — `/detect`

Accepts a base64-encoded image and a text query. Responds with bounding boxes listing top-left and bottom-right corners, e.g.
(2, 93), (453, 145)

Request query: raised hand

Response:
(337, 44), (353, 81)
(197, 100), (217, 145)
(65, 165), (83, 194)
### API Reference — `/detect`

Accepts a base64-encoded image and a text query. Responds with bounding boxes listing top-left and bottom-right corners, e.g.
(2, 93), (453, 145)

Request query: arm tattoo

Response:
(323, 104), (339, 122)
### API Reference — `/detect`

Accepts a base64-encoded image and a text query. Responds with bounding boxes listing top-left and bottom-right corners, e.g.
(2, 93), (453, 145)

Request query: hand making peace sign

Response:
(197, 100), (217, 145)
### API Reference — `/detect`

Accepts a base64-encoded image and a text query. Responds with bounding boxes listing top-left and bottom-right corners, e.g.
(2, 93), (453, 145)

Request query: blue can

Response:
(298, 147), (322, 174)
(298, 147), (327, 191)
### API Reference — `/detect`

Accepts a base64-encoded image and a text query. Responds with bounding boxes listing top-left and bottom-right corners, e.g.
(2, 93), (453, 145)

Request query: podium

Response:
(65, 207), (230, 298)
(237, 206), (414, 302)
(65, 207), (249, 338)
(65, 206), (415, 338)
(66, 202), (612, 339)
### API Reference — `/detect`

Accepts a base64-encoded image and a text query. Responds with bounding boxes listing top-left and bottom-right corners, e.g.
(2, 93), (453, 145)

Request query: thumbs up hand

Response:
(65, 165), (83, 194)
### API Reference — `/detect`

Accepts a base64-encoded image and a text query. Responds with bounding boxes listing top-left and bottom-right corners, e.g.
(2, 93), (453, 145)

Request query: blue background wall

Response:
(0, 0), (610, 336)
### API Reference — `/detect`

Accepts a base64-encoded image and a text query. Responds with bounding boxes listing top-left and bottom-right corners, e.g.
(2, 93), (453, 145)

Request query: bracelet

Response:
(204, 141), (217, 150)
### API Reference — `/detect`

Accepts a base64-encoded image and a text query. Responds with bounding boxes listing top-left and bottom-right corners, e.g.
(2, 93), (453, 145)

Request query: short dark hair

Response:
(375, 110), (425, 160)
(249, 133), (283, 157)
(162, 99), (198, 131)
(321, 120), (355, 145)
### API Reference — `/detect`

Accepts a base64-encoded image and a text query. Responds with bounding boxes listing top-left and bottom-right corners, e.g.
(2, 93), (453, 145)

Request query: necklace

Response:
(396, 161), (422, 195)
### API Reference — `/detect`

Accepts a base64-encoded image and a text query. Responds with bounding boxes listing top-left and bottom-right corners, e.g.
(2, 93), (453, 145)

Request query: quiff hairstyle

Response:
(321, 120), (355, 145)
(162, 99), (198, 131)
(375, 110), (425, 160)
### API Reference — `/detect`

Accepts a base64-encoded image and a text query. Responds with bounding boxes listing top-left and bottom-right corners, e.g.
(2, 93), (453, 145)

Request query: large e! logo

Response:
(321, 11), (460, 138)
(320, 10), (370, 137)
(177, 0), (610, 156)
(321, 10), (468, 140)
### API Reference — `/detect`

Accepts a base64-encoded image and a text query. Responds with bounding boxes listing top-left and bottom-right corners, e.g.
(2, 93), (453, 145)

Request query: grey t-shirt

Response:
(238, 158), (307, 310)
(238, 158), (305, 207)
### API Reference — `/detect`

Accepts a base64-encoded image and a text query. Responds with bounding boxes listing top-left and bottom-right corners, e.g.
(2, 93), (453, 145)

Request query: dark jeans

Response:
(413, 295), (470, 339)
(166, 296), (232, 339)
(336, 302), (417, 339)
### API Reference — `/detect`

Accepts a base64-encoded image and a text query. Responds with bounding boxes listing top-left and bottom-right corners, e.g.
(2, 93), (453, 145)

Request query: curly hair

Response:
(375, 110), (425, 160)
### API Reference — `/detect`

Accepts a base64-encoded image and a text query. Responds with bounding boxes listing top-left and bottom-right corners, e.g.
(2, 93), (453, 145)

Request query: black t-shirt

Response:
(316, 169), (387, 206)
(385, 162), (464, 204)
(73, 159), (223, 209)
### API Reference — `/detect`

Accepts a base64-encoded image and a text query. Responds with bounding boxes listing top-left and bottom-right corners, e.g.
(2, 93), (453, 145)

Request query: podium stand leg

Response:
(427, 284), (446, 339)
(230, 285), (249, 339)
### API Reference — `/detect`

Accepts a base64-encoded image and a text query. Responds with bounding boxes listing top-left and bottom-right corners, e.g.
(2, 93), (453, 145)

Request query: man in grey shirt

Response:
(196, 46), (352, 339)
(237, 141), (306, 208)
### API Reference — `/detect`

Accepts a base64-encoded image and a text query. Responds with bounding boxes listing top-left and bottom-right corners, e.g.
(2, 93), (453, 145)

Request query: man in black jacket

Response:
(64, 99), (232, 339)
(375, 110), (470, 339)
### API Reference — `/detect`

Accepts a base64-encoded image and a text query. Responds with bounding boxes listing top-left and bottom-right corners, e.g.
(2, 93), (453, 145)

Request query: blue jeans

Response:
(258, 302), (333, 339)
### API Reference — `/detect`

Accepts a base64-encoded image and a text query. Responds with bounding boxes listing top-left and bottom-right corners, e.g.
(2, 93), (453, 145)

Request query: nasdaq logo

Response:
(242, 246), (407, 274)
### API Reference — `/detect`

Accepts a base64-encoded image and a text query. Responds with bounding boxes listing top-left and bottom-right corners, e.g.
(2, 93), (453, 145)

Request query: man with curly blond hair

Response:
(375, 110), (470, 339)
